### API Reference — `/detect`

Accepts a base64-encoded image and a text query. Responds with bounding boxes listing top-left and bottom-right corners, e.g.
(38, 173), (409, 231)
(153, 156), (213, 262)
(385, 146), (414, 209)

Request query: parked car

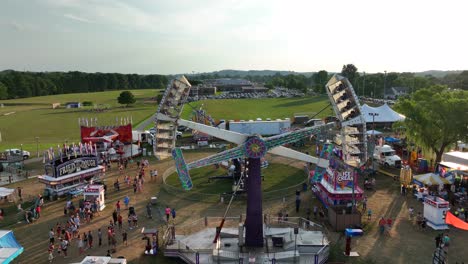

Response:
(5, 148), (30, 159)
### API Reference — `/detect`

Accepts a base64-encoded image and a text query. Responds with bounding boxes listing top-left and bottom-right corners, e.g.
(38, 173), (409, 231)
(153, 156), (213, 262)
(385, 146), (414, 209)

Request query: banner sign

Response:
(55, 156), (98, 177)
(80, 124), (133, 143)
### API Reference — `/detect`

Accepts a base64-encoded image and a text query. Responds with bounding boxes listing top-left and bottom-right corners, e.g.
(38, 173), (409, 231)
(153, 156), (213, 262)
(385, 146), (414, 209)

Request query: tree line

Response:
(0, 70), (168, 99)
(188, 66), (468, 97)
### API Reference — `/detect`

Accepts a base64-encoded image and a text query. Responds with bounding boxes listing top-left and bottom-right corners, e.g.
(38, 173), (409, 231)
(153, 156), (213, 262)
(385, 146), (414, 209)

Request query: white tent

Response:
(0, 188), (14, 198)
(361, 103), (405, 123)
(0, 230), (23, 263)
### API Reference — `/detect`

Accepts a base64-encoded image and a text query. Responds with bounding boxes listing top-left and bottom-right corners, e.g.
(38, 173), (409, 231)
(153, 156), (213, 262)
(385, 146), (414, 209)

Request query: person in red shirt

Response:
(378, 217), (386, 235)
(116, 200), (121, 213)
(36, 206), (41, 218)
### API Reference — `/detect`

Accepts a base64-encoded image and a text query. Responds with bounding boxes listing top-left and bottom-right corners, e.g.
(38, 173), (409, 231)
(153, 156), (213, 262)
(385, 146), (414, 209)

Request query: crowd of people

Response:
(44, 157), (167, 262)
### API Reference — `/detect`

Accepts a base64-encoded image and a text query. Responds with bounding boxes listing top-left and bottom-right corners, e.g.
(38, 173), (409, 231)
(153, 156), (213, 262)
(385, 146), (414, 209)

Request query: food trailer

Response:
(83, 184), (106, 211)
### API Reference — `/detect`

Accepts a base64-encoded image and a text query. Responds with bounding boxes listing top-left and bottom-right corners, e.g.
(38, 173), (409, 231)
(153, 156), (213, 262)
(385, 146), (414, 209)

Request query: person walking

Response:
(165, 206), (171, 222)
(146, 203), (152, 219)
(60, 238), (69, 258)
(313, 206), (318, 219)
(171, 208), (176, 221)
(408, 206), (414, 220)
(367, 209), (372, 220)
(49, 229), (55, 244)
(362, 196), (367, 210)
(116, 200), (121, 214)
(77, 235), (84, 255)
(378, 217), (386, 235)
(123, 196), (130, 209)
(117, 214), (123, 230)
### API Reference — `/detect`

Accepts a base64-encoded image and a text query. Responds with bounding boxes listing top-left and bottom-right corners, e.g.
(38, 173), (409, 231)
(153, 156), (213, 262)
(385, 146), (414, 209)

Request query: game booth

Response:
(423, 196), (450, 230)
(79, 120), (141, 161)
(311, 144), (364, 231)
(83, 184), (106, 211)
(312, 144), (364, 207)
(38, 149), (105, 198)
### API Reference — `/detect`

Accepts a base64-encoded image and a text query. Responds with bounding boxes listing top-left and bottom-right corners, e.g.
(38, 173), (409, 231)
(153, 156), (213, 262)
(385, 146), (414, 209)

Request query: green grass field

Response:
(0, 93), (331, 153)
(0, 89), (160, 151)
(165, 163), (306, 194)
(181, 96), (333, 121)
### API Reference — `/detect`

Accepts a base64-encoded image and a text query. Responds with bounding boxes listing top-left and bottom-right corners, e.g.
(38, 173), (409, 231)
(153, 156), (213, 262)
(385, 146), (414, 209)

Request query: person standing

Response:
(117, 214), (123, 230)
(313, 206), (318, 219)
(49, 229), (55, 244)
(408, 207), (414, 220)
(112, 210), (118, 224)
(367, 209), (372, 220)
(77, 235), (84, 255)
(97, 228), (102, 247)
(442, 234), (450, 249)
(295, 190), (301, 213)
(435, 234), (442, 248)
(122, 230), (128, 246)
(88, 230), (93, 249)
(116, 200), (121, 214)
(362, 196), (367, 210)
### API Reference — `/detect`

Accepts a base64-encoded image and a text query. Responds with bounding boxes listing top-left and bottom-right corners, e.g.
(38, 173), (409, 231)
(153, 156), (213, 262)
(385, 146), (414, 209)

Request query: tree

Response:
(394, 85), (468, 163)
(312, 70), (328, 93)
(341, 64), (359, 85)
(0, 81), (7, 99)
(117, 91), (136, 107)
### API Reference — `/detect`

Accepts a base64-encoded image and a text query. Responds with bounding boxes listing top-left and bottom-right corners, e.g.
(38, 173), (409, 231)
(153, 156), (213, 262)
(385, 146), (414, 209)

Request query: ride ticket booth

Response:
(83, 185), (106, 211)
(424, 196), (450, 230)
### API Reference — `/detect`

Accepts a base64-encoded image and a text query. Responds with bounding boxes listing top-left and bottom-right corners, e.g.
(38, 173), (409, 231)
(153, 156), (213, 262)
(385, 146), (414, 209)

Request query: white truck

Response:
(373, 145), (401, 168)
(228, 119), (291, 136)
(5, 148), (30, 159)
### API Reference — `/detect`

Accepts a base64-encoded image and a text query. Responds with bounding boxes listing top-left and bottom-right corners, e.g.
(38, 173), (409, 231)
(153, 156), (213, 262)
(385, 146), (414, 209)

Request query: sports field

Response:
(181, 96), (333, 120)
(0, 89), (160, 152)
(0, 93), (331, 153)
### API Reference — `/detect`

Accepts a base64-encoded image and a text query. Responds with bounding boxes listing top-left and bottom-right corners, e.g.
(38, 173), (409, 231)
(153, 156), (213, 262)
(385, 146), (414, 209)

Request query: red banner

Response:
(80, 124), (132, 143)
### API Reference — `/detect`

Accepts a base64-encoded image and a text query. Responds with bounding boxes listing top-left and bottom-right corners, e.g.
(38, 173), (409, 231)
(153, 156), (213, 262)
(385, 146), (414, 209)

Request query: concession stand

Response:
(38, 155), (104, 198)
(83, 184), (105, 211)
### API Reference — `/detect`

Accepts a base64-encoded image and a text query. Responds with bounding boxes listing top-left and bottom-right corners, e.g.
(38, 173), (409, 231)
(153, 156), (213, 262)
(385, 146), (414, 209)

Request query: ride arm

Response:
(156, 113), (247, 144)
(269, 146), (329, 168)
(186, 145), (245, 170)
(265, 122), (335, 149)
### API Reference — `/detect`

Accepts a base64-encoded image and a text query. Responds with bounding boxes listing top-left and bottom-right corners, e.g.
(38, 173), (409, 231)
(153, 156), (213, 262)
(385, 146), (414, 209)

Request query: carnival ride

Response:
(154, 74), (367, 263)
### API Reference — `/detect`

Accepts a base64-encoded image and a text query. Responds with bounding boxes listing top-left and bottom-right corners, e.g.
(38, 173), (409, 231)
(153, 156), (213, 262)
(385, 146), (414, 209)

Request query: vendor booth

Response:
(83, 184), (105, 211)
(0, 187), (14, 201)
(423, 196), (450, 230)
(0, 230), (23, 264)
(38, 154), (104, 198)
(413, 173), (451, 187)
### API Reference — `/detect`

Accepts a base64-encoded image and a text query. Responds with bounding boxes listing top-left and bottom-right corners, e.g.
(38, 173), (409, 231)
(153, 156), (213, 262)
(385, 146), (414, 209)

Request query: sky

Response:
(0, 0), (467, 74)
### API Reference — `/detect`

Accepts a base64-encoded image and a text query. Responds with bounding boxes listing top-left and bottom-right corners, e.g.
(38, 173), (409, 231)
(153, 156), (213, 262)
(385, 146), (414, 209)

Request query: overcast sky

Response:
(0, 0), (467, 74)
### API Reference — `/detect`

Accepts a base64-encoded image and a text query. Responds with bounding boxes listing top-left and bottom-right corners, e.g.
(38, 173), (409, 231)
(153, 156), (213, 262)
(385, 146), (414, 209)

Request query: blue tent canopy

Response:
(0, 230), (23, 264)
(384, 137), (401, 143)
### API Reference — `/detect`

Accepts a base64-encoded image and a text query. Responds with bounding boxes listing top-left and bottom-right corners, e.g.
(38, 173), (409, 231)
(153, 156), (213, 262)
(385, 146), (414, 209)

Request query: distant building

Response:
(205, 78), (253, 92)
(189, 84), (217, 97)
(384, 87), (409, 99)
(242, 86), (269, 93)
(65, 102), (81, 108)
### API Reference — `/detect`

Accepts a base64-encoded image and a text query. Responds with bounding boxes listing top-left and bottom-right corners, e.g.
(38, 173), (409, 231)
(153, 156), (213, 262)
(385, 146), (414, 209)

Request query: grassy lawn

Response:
(165, 163), (306, 194)
(0, 89), (159, 152)
(181, 96), (333, 121)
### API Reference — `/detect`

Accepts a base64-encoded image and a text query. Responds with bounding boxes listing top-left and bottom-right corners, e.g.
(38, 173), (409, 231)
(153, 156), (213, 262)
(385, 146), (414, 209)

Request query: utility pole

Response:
(362, 72), (366, 96)
(383, 70), (387, 99)
(368, 113), (379, 172)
